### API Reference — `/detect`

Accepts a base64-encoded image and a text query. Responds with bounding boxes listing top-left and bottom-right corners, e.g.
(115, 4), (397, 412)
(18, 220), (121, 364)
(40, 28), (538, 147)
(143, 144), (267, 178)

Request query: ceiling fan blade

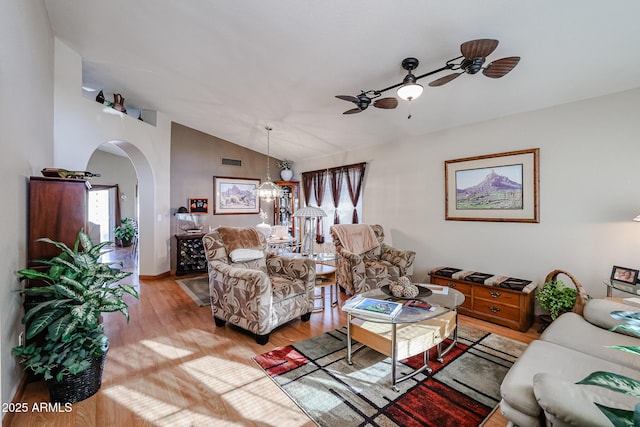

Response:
(461, 39), (499, 59)
(373, 97), (398, 109)
(343, 108), (362, 115)
(428, 73), (462, 87)
(336, 95), (358, 103)
(483, 56), (521, 78)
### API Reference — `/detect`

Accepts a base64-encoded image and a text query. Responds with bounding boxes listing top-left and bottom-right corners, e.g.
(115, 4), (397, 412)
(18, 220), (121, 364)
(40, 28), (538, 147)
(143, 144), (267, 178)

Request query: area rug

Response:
(175, 276), (210, 306)
(253, 323), (526, 427)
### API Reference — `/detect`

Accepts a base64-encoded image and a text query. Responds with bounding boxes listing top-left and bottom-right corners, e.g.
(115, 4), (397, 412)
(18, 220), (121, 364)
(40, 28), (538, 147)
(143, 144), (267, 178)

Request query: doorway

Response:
(88, 187), (117, 243)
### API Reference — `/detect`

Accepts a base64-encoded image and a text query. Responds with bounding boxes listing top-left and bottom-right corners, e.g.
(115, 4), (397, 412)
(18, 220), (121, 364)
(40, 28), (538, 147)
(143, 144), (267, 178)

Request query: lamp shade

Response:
(293, 206), (327, 218)
(397, 82), (424, 101)
(397, 72), (423, 101)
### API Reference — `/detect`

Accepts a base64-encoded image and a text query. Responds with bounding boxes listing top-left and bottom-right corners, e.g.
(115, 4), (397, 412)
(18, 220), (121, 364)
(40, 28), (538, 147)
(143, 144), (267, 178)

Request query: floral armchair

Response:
(330, 224), (416, 295)
(202, 227), (315, 344)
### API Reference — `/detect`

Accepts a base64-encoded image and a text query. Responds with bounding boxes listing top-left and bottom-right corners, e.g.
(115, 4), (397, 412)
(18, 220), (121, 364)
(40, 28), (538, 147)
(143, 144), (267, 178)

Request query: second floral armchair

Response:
(330, 224), (416, 295)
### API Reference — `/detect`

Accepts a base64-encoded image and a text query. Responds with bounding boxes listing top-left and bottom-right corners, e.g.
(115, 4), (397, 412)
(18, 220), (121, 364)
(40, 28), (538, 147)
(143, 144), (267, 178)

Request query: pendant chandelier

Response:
(255, 125), (282, 202)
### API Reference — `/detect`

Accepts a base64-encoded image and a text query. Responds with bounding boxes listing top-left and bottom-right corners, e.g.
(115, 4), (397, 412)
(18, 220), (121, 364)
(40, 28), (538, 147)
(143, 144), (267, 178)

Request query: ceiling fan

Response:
(335, 92), (398, 115)
(335, 38), (520, 115)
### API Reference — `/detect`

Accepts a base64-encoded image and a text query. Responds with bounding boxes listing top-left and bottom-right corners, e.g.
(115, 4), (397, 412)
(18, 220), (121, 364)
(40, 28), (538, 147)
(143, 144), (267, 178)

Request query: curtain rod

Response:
(301, 162), (366, 176)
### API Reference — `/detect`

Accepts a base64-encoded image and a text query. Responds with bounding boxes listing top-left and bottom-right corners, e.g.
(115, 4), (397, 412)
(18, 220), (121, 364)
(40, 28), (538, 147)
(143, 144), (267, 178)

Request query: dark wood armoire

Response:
(28, 176), (89, 266)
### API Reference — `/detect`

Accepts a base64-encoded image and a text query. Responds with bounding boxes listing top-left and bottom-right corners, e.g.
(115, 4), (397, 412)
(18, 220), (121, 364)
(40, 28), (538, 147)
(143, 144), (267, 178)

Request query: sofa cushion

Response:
(500, 340), (640, 420)
(533, 372), (640, 427)
(499, 398), (541, 427)
(583, 298), (640, 337)
(229, 248), (264, 263)
(541, 312), (640, 370)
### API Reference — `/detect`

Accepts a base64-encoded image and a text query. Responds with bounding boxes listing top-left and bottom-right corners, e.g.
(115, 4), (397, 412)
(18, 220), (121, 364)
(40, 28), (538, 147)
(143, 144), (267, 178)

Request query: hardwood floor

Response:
(6, 248), (540, 426)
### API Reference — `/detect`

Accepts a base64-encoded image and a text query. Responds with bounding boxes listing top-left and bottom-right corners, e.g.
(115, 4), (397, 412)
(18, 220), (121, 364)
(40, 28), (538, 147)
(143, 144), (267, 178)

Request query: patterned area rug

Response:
(253, 323), (526, 427)
(175, 276), (210, 306)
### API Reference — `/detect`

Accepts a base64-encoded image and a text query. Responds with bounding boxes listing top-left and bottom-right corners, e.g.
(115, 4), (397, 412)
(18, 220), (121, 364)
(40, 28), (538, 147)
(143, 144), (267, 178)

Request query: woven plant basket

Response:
(543, 269), (589, 316)
(47, 353), (106, 404)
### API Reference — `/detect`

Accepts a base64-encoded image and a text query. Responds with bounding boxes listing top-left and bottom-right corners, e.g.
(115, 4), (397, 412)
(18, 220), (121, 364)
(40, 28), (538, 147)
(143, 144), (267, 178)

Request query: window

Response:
(302, 163), (366, 243)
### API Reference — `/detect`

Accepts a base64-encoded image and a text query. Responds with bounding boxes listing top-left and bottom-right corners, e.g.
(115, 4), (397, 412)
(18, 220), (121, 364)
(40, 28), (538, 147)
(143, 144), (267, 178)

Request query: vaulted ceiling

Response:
(44, 0), (640, 161)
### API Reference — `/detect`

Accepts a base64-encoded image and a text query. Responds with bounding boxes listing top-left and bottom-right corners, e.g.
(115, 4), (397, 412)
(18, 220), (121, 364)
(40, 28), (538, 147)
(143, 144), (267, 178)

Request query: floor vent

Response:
(221, 158), (242, 167)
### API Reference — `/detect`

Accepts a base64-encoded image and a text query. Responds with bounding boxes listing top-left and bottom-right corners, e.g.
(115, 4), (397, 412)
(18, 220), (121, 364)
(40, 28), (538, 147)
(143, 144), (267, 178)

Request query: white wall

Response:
(53, 39), (172, 276)
(298, 88), (640, 300)
(0, 0), (54, 415)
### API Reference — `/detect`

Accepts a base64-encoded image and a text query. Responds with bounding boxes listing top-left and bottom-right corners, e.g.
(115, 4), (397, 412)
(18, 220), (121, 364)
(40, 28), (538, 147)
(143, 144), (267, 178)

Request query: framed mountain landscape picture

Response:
(445, 148), (539, 222)
(213, 176), (260, 215)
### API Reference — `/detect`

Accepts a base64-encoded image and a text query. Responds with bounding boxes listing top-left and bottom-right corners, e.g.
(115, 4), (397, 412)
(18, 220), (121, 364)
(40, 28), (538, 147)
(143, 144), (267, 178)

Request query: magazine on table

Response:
(403, 299), (439, 312)
(342, 296), (403, 320)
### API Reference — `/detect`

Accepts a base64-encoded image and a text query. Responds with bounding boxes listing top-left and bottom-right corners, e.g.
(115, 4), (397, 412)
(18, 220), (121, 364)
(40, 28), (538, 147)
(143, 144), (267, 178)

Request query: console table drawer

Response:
(473, 299), (520, 320)
(474, 287), (520, 306)
(431, 277), (472, 294)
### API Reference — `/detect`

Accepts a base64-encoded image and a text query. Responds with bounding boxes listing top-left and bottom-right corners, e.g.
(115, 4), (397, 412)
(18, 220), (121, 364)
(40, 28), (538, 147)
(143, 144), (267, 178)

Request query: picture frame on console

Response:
(189, 198), (209, 214)
(611, 265), (639, 287)
(445, 148), (540, 223)
(213, 176), (260, 215)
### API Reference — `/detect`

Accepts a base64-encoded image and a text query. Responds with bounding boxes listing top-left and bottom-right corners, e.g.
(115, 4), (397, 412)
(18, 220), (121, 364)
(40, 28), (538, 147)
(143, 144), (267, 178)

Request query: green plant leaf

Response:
(17, 269), (55, 282)
(577, 371), (640, 398)
(78, 231), (93, 252)
(118, 284), (139, 299)
(48, 314), (73, 341)
(18, 285), (57, 297)
(22, 299), (73, 324)
(25, 309), (65, 339)
(36, 237), (75, 259)
(53, 282), (83, 302)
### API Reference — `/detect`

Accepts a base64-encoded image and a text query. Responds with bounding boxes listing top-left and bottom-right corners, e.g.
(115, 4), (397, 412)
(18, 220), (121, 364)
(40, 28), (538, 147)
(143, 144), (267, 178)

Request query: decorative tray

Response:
(380, 284), (432, 299)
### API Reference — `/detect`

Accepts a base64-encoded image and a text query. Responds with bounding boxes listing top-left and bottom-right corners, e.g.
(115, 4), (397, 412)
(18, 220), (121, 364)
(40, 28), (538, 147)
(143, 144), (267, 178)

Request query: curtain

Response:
(302, 172), (313, 206)
(330, 168), (344, 224)
(345, 163), (366, 223)
(312, 171), (327, 242)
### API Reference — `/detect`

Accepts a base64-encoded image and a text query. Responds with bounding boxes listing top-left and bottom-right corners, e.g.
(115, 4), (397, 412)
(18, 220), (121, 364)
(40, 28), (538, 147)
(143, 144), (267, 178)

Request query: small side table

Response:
(314, 264), (338, 312)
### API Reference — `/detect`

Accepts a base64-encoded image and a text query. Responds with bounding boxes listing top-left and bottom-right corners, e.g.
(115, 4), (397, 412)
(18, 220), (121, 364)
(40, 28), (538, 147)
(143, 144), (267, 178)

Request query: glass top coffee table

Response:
(344, 283), (465, 391)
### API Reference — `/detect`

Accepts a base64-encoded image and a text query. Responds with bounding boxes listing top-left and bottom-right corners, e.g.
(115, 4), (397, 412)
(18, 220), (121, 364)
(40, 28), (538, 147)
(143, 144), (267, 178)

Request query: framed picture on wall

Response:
(213, 176), (260, 215)
(189, 198), (209, 214)
(445, 148), (540, 223)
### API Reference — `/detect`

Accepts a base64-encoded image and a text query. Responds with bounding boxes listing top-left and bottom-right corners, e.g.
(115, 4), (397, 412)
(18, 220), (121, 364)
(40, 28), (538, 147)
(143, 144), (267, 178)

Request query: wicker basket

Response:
(543, 269), (589, 316)
(47, 353), (106, 404)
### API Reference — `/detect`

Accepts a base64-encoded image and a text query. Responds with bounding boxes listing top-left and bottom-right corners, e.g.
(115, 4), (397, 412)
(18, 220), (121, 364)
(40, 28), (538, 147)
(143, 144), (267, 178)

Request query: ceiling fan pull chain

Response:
(407, 100), (413, 120)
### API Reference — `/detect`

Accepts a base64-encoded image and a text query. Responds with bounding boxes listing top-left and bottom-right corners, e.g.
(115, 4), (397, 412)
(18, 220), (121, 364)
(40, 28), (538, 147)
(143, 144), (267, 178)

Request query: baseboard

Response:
(139, 270), (171, 280)
(2, 373), (27, 427)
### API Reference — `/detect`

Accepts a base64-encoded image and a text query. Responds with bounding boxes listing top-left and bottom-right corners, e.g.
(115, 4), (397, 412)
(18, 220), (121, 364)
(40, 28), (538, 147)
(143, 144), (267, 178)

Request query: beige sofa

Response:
(500, 298), (640, 426)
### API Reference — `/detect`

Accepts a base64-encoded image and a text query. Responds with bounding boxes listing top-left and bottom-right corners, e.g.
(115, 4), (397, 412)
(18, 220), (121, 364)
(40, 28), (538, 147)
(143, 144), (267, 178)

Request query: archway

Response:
(87, 140), (156, 276)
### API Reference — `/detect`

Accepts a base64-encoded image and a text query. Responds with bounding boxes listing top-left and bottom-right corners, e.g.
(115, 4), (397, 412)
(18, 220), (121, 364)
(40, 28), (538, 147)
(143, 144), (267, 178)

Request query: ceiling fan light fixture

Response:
(397, 79), (423, 101)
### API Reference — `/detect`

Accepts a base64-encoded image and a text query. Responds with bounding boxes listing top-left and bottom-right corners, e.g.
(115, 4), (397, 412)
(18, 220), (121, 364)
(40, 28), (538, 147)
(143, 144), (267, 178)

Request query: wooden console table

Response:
(429, 267), (536, 332)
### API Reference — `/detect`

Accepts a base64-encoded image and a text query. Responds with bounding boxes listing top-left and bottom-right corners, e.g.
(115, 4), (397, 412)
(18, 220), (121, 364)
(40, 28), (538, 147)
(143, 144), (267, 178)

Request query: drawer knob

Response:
(490, 306), (501, 313)
(448, 282), (456, 288)
(489, 291), (501, 298)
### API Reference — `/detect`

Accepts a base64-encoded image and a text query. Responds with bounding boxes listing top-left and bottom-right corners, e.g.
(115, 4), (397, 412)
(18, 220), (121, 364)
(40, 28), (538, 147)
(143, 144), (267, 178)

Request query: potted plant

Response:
(12, 229), (138, 403)
(276, 159), (294, 181)
(535, 278), (577, 320)
(113, 217), (136, 247)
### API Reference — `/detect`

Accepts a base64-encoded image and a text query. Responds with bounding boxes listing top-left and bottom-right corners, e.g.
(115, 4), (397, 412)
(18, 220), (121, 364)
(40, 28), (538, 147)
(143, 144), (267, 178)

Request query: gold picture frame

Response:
(445, 148), (539, 223)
